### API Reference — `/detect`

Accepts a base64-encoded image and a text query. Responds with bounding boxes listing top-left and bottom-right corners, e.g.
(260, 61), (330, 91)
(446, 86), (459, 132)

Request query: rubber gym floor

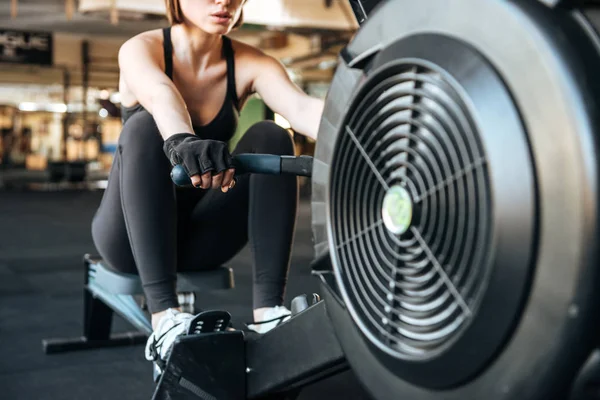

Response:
(0, 188), (372, 400)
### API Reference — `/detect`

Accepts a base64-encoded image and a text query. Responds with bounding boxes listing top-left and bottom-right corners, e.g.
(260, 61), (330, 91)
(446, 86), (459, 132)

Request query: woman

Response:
(91, 0), (324, 375)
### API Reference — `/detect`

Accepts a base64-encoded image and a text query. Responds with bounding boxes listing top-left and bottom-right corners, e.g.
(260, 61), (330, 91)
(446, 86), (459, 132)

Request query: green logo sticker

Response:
(382, 185), (413, 235)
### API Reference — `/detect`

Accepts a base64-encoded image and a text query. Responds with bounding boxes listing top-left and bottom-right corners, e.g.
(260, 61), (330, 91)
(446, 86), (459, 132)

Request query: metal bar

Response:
(81, 41), (90, 125)
(83, 287), (114, 339)
(42, 331), (147, 354)
(280, 155), (313, 177)
(62, 67), (70, 162)
(245, 300), (348, 398)
(83, 256), (113, 340)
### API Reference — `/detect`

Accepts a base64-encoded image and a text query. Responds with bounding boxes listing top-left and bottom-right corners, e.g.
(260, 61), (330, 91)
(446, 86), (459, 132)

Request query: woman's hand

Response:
(163, 133), (236, 192)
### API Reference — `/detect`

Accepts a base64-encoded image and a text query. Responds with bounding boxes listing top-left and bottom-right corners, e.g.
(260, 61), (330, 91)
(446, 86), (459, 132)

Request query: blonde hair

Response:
(165, 0), (244, 29)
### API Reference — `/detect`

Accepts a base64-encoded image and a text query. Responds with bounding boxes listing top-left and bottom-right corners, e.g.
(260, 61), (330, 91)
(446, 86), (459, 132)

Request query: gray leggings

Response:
(91, 111), (298, 313)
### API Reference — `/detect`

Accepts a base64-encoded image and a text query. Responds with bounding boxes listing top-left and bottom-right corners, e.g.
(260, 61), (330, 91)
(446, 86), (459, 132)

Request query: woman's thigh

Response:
(91, 149), (138, 274)
(177, 173), (250, 271)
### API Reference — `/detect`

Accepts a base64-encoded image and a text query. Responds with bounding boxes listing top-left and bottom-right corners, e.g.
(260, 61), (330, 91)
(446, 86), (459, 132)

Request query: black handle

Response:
(170, 153), (313, 187)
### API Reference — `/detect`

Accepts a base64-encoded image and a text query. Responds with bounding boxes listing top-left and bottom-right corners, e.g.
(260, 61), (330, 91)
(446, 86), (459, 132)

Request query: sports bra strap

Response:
(162, 27), (174, 80)
(222, 36), (240, 110)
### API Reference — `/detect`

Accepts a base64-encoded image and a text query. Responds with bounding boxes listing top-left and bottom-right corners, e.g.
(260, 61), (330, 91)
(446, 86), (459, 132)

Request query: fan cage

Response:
(329, 60), (493, 361)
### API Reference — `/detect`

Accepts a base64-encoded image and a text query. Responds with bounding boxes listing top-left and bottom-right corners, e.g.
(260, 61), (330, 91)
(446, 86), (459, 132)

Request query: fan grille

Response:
(329, 62), (493, 360)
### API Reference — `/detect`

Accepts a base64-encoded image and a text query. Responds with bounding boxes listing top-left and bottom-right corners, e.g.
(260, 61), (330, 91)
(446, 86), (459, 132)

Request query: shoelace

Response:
(245, 313), (290, 326)
(147, 322), (182, 360)
(145, 313), (191, 361)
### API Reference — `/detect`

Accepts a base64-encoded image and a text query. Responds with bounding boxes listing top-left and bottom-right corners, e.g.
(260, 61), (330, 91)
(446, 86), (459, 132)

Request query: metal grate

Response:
(329, 62), (493, 360)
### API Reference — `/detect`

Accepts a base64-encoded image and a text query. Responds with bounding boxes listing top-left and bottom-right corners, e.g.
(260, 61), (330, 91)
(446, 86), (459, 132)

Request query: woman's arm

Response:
(250, 54), (325, 141)
(118, 34), (194, 140)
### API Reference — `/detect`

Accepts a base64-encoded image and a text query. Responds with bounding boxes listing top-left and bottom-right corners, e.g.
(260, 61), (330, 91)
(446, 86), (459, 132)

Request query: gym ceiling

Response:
(0, 0), (358, 82)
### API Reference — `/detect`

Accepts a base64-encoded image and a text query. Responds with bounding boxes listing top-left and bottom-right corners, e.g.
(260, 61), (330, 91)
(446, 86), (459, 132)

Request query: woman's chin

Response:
(184, 20), (230, 35)
(212, 24), (231, 34)
(202, 24), (230, 35)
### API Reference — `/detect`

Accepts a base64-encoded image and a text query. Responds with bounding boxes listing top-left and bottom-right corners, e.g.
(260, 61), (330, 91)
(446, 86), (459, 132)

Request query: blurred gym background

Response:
(0, 0), (359, 192)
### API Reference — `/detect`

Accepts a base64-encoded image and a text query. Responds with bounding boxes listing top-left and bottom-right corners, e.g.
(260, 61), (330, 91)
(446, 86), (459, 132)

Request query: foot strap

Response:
(244, 313), (291, 334)
(245, 314), (289, 327)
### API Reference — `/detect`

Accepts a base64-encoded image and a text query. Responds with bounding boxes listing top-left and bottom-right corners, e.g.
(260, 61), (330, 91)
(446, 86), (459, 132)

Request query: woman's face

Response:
(179, 0), (245, 34)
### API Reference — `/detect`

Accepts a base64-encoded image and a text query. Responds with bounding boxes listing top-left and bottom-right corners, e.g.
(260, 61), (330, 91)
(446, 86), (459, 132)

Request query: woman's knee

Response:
(118, 111), (164, 155)
(242, 121), (295, 155)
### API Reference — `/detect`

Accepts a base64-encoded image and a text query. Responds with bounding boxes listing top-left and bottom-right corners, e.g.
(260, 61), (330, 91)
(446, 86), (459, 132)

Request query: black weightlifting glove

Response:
(163, 133), (234, 178)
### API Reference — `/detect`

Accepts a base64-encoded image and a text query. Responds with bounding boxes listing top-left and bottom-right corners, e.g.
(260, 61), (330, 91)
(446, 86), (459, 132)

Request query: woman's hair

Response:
(165, 0), (244, 29)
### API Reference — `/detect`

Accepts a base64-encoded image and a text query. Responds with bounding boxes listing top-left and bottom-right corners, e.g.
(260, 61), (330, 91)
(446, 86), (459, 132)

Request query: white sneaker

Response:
(144, 308), (195, 374)
(246, 306), (292, 334)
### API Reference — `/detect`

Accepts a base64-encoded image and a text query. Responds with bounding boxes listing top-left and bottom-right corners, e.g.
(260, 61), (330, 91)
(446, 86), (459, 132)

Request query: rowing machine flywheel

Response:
(311, 1), (600, 399)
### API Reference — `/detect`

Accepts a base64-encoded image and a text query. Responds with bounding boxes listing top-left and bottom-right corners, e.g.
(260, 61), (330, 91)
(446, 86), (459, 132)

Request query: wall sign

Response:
(0, 30), (53, 66)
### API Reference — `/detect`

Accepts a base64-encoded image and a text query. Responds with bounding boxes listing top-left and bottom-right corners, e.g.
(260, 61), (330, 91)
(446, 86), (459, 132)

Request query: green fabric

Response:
(230, 96), (265, 151)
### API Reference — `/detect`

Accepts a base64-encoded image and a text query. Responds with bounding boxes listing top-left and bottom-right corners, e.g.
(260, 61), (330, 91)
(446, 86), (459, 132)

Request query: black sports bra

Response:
(121, 27), (240, 142)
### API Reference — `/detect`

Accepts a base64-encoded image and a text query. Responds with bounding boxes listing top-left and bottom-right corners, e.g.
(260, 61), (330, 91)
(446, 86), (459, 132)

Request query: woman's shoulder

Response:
(118, 29), (166, 66)
(121, 29), (164, 51)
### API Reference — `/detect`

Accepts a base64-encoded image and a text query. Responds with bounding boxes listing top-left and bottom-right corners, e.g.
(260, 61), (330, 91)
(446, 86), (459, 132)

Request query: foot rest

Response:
(153, 330), (246, 400)
(187, 310), (232, 335)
